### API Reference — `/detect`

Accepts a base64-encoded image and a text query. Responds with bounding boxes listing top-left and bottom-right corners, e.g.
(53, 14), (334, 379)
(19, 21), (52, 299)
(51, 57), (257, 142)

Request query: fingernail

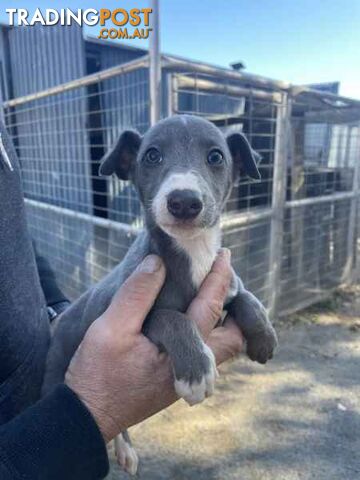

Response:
(138, 254), (162, 273)
(218, 248), (231, 261)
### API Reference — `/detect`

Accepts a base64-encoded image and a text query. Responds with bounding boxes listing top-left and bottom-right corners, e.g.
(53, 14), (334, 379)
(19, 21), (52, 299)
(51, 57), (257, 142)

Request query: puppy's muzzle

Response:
(167, 189), (203, 220)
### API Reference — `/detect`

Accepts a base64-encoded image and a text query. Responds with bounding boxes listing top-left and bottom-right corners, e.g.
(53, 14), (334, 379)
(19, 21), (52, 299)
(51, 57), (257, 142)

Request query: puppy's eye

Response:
(207, 149), (224, 166)
(144, 148), (162, 165)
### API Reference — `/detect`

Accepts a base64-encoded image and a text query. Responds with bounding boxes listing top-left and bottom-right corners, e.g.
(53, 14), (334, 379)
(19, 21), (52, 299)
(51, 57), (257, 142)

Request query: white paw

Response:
(174, 344), (218, 406)
(114, 434), (139, 476)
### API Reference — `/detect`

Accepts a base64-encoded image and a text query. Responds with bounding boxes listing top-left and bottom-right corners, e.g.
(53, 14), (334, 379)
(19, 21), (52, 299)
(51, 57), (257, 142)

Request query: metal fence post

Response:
(166, 74), (178, 117)
(349, 123), (360, 282)
(356, 125), (360, 282)
(149, 0), (161, 125)
(268, 92), (292, 319)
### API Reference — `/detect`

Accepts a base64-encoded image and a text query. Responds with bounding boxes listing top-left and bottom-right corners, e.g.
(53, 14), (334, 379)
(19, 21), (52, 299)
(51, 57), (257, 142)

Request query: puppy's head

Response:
(100, 115), (260, 239)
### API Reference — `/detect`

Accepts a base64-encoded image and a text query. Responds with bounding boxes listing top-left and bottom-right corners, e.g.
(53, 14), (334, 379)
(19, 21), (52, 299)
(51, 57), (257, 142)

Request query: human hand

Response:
(65, 250), (243, 443)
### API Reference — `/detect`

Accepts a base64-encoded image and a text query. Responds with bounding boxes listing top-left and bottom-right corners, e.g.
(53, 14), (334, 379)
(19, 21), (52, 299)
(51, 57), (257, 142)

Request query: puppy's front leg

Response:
(226, 274), (278, 364)
(114, 430), (139, 476)
(143, 309), (218, 406)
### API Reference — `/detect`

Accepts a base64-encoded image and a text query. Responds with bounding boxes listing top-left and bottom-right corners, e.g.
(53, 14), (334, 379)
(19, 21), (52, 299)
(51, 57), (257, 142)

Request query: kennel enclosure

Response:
(0, 24), (359, 318)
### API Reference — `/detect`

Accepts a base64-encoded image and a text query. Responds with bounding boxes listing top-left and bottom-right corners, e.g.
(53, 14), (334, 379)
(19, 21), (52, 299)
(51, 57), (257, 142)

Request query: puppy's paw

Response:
(174, 344), (218, 406)
(246, 326), (278, 364)
(114, 434), (139, 476)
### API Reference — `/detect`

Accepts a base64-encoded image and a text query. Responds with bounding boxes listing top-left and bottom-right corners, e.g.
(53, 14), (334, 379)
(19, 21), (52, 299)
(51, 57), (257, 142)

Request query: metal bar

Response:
(355, 195), (360, 282)
(348, 124), (360, 282)
(149, 0), (161, 124)
(171, 75), (179, 114)
(343, 125), (352, 169)
(268, 93), (291, 319)
(163, 55), (360, 108)
(3, 56), (149, 108)
(289, 117), (305, 296)
(176, 75), (282, 103)
(24, 198), (139, 236)
(285, 191), (358, 209)
(293, 86), (360, 108)
(221, 208), (273, 229)
(162, 54), (290, 91)
(166, 73), (173, 117)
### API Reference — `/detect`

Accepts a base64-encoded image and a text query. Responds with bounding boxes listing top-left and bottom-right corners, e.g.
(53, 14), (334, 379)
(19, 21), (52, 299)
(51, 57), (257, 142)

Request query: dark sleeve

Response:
(35, 250), (69, 308)
(0, 385), (109, 480)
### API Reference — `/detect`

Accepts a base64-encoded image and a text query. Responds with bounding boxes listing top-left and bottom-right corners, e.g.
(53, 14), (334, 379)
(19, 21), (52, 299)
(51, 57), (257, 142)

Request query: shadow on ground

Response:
(107, 286), (360, 480)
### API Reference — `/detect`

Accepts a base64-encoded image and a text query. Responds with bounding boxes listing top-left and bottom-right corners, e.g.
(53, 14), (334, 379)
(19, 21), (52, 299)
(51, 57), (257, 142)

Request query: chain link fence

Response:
(3, 54), (360, 318)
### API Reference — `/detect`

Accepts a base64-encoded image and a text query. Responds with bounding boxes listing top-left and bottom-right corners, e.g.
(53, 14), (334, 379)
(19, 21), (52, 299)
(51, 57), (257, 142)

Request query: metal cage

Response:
(2, 41), (360, 318)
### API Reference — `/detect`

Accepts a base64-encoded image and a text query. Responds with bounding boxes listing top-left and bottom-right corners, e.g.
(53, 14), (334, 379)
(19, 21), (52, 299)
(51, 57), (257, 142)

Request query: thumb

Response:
(104, 255), (166, 333)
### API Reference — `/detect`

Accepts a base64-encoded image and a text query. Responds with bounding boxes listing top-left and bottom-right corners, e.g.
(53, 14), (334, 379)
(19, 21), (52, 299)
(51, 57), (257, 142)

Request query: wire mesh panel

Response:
(279, 198), (353, 313)
(7, 89), (92, 211)
(223, 220), (271, 306)
(4, 86), (93, 299)
(277, 92), (360, 314)
(3, 61), (149, 300)
(100, 67), (149, 225)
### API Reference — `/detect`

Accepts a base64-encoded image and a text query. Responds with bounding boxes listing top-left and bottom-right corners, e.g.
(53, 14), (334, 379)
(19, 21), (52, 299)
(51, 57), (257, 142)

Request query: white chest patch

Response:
(175, 227), (221, 289)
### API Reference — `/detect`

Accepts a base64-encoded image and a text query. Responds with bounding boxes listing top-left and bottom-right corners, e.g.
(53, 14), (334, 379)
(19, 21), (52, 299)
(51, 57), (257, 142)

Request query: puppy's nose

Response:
(167, 189), (203, 220)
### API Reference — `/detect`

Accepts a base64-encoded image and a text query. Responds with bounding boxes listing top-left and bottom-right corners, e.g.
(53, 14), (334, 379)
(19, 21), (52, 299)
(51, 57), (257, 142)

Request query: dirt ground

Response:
(107, 286), (360, 480)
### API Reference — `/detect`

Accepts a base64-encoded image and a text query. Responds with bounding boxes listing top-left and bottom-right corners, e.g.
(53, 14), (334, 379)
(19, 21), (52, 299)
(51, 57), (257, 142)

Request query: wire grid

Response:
(3, 62), (360, 313)
(279, 199), (352, 313)
(171, 72), (360, 312)
(223, 220), (271, 306)
(278, 95), (360, 314)
(4, 66), (149, 299)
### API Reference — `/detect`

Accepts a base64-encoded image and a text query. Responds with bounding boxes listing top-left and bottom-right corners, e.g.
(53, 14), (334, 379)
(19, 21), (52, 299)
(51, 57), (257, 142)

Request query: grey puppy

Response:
(42, 115), (277, 475)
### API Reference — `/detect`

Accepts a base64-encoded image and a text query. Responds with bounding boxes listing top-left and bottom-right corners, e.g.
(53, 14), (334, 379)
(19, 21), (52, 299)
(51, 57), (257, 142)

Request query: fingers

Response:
(187, 248), (232, 339)
(103, 255), (166, 334)
(206, 316), (244, 365)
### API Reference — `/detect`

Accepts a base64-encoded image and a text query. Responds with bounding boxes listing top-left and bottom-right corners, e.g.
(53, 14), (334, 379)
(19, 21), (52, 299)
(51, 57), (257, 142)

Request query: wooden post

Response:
(268, 93), (291, 319)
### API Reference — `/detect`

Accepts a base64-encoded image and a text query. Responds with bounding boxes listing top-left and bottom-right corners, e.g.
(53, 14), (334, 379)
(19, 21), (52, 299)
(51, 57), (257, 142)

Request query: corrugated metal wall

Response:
(86, 38), (146, 68)
(8, 25), (86, 96)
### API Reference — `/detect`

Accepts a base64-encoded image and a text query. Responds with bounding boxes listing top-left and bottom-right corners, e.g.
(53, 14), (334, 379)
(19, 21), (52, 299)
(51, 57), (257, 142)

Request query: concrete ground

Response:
(107, 286), (360, 480)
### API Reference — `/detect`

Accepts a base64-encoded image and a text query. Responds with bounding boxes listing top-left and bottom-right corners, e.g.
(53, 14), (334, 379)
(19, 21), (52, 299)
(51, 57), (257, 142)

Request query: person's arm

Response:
(0, 385), (109, 480)
(0, 252), (242, 479)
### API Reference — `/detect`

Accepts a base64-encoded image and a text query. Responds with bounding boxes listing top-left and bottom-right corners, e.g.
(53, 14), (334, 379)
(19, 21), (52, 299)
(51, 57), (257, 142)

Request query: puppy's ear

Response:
(99, 130), (142, 180)
(226, 132), (261, 181)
